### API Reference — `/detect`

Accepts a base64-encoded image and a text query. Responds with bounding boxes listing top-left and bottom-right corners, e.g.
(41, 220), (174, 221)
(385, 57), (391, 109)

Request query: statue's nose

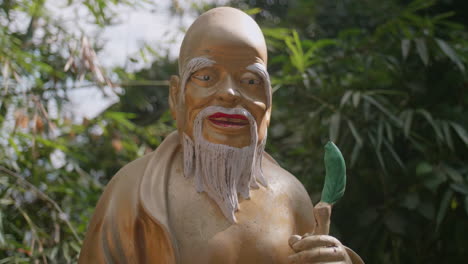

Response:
(216, 77), (241, 105)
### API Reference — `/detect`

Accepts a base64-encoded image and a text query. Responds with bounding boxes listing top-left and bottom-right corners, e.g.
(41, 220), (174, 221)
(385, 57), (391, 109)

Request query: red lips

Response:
(207, 112), (249, 127)
(208, 112), (248, 120)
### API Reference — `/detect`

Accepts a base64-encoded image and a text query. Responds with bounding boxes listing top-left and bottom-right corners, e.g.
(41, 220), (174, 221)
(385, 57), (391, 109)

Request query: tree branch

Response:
(0, 166), (82, 244)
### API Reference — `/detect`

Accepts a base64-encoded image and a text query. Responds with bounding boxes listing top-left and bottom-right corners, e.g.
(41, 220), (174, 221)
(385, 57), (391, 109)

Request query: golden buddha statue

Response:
(79, 7), (363, 264)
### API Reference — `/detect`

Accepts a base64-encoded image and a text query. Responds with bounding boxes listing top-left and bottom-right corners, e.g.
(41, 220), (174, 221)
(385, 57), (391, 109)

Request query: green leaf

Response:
(350, 143), (361, 168)
(415, 38), (429, 66)
(442, 121), (454, 150)
(0, 211), (5, 246)
(401, 39), (411, 60)
(383, 139), (405, 169)
(416, 162), (432, 175)
(432, 11), (455, 22)
(443, 165), (463, 183)
(352, 91), (361, 108)
(417, 109), (443, 140)
(362, 95), (401, 125)
(436, 189), (453, 229)
(450, 122), (468, 146)
(402, 193), (419, 210)
(403, 110), (413, 138)
(435, 38), (465, 72)
(329, 112), (341, 142)
(450, 183), (468, 195)
(340, 90), (353, 107)
(347, 120), (363, 146)
(244, 7), (262, 15)
(321, 141), (346, 204)
(423, 170), (447, 192)
(262, 27), (290, 40)
(417, 201), (435, 220)
(465, 197), (468, 216)
(104, 112), (137, 130)
(385, 122), (394, 143)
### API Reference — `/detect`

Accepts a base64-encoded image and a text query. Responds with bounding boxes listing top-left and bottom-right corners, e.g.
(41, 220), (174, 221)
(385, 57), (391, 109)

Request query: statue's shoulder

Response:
(106, 152), (154, 191)
(110, 131), (180, 189)
(262, 152), (309, 194)
(262, 153), (316, 233)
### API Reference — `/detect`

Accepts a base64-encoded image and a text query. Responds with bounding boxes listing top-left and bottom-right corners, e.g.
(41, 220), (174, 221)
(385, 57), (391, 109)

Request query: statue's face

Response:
(181, 53), (269, 148)
(172, 8), (271, 149)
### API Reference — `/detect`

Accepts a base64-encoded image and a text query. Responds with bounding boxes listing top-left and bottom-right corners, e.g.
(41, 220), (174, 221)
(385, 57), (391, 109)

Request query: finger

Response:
(313, 202), (331, 235)
(292, 235), (341, 253)
(288, 248), (346, 263)
(289, 235), (302, 247)
(288, 246), (346, 263)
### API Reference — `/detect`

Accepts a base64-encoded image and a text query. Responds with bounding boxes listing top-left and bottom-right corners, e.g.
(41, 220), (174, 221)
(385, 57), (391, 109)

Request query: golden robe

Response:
(78, 131), (363, 263)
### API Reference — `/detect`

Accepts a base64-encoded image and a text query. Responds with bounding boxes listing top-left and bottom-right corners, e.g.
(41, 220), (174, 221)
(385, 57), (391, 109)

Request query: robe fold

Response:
(78, 131), (180, 263)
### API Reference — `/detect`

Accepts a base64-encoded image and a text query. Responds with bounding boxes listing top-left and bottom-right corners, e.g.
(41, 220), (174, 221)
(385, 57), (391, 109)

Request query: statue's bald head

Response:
(170, 6), (271, 153)
(179, 7), (267, 73)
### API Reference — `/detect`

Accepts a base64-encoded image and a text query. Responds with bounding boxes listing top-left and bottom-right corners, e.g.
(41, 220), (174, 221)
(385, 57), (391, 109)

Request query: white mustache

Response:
(194, 106), (258, 147)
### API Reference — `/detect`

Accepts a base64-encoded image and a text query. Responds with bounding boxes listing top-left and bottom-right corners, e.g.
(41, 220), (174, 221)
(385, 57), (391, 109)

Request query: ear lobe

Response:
(169, 75), (180, 120)
(265, 108), (271, 127)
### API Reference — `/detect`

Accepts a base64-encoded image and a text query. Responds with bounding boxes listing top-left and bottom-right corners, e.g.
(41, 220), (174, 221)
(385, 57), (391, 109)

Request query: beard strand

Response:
(182, 106), (267, 223)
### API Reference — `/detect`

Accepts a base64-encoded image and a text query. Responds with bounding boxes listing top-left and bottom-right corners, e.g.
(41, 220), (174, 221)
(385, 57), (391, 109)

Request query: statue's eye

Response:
(193, 75), (211, 81)
(241, 78), (261, 85)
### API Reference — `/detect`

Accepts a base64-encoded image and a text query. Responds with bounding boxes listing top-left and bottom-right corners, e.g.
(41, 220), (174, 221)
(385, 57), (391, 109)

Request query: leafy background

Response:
(1, 0), (467, 263)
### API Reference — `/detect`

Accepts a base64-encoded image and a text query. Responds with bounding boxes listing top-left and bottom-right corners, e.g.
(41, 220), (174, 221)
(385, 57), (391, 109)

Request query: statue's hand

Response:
(288, 234), (352, 264)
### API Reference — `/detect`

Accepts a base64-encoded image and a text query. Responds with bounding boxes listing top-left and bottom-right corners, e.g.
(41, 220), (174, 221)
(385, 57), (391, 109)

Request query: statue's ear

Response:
(169, 75), (180, 120)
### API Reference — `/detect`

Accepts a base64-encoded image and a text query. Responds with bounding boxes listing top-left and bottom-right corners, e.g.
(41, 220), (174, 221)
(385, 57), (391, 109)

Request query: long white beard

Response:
(183, 106), (267, 223)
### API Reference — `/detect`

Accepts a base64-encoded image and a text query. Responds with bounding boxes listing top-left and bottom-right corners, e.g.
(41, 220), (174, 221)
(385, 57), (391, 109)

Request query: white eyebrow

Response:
(246, 63), (271, 108)
(180, 57), (215, 102)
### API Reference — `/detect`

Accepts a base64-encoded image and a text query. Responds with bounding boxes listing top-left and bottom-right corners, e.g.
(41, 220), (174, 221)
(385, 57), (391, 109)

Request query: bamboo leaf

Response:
(352, 91), (361, 108)
(385, 122), (394, 143)
(244, 7), (262, 15)
(401, 39), (411, 60)
(465, 197), (468, 216)
(329, 112), (341, 142)
(442, 121), (454, 150)
(443, 165), (463, 183)
(377, 119), (384, 150)
(417, 109), (443, 141)
(415, 38), (429, 66)
(321, 142), (346, 204)
(362, 95), (401, 125)
(403, 109), (413, 138)
(375, 147), (387, 174)
(450, 122), (468, 146)
(450, 183), (468, 195)
(383, 139), (405, 169)
(435, 38), (465, 72)
(340, 90), (353, 107)
(436, 189), (453, 229)
(347, 120), (363, 146)
(350, 143), (361, 168)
